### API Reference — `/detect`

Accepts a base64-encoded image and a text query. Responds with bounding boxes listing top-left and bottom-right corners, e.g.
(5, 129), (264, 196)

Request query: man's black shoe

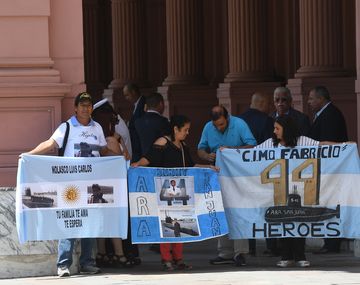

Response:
(234, 254), (247, 266)
(313, 247), (340, 254)
(209, 256), (235, 265)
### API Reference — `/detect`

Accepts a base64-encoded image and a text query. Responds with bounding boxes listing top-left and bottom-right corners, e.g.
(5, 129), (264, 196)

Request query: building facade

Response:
(0, 0), (359, 185)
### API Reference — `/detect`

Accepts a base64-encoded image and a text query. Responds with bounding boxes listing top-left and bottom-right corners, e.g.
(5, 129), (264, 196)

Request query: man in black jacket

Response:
(272, 87), (311, 136)
(308, 86), (348, 142)
(308, 86), (348, 254)
(123, 83), (146, 163)
(135, 92), (170, 156)
(240, 92), (273, 144)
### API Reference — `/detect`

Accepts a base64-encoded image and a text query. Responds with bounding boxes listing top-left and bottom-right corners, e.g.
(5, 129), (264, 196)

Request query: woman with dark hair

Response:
(257, 115), (346, 268)
(92, 99), (132, 268)
(132, 115), (217, 271)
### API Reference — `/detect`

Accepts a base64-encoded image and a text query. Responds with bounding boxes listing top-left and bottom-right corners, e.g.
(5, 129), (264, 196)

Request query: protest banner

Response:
(128, 167), (228, 243)
(217, 144), (360, 239)
(16, 155), (128, 243)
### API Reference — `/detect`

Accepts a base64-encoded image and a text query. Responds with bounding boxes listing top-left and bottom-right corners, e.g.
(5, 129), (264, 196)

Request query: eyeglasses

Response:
(275, 97), (288, 103)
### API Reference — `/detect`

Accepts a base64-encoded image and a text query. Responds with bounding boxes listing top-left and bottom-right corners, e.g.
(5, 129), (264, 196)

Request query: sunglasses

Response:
(275, 97), (289, 103)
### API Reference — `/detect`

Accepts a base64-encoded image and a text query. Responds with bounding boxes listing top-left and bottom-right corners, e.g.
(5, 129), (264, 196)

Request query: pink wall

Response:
(0, 0), (85, 186)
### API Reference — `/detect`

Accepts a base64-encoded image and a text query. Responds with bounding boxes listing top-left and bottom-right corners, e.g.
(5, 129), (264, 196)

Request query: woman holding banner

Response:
(256, 115), (347, 268)
(132, 115), (217, 271)
(92, 99), (132, 268)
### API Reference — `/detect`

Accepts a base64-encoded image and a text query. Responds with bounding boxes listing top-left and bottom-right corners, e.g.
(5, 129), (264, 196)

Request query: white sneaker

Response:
(276, 260), (295, 268)
(57, 266), (70, 277)
(296, 260), (310, 267)
(79, 265), (101, 274)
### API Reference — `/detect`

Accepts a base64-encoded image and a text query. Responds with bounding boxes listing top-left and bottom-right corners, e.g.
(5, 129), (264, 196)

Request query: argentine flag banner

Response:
(217, 143), (360, 239)
(128, 167), (228, 243)
(16, 155), (128, 243)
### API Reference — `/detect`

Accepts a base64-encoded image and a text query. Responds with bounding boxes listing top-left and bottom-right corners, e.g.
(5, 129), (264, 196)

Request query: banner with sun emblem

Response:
(128, 167), (228, 243)
(16, 154), (128, 243)
(217, 143), (360, 239)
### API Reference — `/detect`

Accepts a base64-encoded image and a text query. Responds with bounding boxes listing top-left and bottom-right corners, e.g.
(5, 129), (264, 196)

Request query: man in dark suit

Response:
(308, 86), (348, 142)
(240, 92), (273, 144)
(240, 92), (274, 256)
(272, 87), (311, 136)
(134, 92), (170, 156)
(308, 86), (348, 254)
(122, 83), (145, 265)
(123, 83), (146, 163)
(240, 92), (274, 255)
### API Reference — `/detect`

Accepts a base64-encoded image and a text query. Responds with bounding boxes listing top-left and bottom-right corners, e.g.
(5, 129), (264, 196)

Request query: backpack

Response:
(58, 122), (70, 156)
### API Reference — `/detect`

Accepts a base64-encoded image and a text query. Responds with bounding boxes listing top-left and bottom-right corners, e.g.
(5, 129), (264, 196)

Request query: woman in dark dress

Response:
(132, 115), (217, 271)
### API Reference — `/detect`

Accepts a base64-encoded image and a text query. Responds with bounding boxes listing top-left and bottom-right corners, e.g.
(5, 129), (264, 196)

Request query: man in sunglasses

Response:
(272, 87), (310, 136)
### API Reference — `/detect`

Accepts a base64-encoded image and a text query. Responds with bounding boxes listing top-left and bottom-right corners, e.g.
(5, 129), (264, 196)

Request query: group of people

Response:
(26, 83), (350, 277)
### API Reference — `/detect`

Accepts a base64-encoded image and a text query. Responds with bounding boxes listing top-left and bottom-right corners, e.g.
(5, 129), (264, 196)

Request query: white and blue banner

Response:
(217, 144), (360, 239)
(128, 167), (228, 243)
(16, 155), (128, 243)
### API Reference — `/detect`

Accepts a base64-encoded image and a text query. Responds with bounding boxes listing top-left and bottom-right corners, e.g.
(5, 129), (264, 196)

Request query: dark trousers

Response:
(280, 238), (306, 261)
(323, 238), (342, 252)
(123, 196), (139, 258)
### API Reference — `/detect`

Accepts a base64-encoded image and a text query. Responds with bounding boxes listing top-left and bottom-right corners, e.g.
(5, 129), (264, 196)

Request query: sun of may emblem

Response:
(62, 185), (80, 204)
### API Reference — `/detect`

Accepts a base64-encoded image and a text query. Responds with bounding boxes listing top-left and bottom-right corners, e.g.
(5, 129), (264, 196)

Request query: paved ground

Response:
(1, 239), (360, 285)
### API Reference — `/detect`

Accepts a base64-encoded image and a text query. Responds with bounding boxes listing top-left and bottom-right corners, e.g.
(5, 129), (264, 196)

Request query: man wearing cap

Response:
(27, 92), (116, 277)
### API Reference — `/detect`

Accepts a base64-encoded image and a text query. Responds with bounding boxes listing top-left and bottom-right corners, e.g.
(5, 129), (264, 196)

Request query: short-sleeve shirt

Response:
(51, 116), (107, 157)
(256, 136), (319, 149)
(197, 115), (257, 153)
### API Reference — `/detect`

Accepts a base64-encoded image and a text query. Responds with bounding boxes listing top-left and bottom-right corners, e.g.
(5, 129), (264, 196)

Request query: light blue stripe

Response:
(17, 207), (128, 242)
(225, 206), (360, 239)
(217, 144), (360, 177)
(19, 155), (127, 183)
(131, 212), (228, 243)
(128, 167), (221, 193)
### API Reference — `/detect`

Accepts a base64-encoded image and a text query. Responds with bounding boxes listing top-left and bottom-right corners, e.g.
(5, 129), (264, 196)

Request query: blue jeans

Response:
(57, 238), (95, 268)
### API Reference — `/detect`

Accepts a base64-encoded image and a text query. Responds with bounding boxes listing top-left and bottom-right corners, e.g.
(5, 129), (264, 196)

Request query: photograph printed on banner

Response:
(87, 184), (114, 204)
(154, 176), (194, 207)
(159, 209), (200, 238)
(22, 186), (57, 209)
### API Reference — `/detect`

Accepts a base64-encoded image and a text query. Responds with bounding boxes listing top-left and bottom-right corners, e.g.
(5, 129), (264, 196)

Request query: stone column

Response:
(108, 0), (146, 89)
(295, 0), (348, 77)
(225, 0), (270, 82)
(83, 0), (113, 100)
(356, 0), (360, 144)
(163, 0), (203, 85)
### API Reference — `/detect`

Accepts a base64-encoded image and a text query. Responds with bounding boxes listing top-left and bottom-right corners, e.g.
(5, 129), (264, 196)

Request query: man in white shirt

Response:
(27, 92), (115, 277)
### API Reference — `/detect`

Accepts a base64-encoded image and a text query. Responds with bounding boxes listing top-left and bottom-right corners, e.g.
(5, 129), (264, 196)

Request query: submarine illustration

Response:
(163, 214), (199, 236)
(22, 188), (54, 208)
(265, 192), (340, 223)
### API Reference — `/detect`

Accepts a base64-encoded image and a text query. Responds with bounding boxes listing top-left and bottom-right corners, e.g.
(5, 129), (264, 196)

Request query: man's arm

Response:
(197, 149), (216, 163)
(27, 138), (58, 155)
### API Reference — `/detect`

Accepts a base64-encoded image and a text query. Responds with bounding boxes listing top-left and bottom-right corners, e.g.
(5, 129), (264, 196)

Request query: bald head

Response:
(250, 92), (270, 114)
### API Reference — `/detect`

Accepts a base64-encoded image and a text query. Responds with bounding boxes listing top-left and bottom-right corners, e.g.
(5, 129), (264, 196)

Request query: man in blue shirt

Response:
(197, 105), (256, 266)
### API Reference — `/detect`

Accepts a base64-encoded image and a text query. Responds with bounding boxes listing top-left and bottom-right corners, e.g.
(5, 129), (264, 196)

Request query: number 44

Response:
(261, 159), (320, 206)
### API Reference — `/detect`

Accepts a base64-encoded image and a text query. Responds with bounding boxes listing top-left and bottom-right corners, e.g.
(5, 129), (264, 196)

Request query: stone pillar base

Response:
(0, 83), (70, 186)
(287, 77), (356, 140)
(217, 81), (282, 115)
(0, 188), (80, 279)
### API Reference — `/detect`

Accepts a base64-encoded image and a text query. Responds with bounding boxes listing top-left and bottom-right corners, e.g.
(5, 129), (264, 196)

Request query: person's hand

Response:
(123, 149), (131, 161)
(130, 162), (139, 167)
(206, 152), (216, 162)
(209, 165), (220, 172)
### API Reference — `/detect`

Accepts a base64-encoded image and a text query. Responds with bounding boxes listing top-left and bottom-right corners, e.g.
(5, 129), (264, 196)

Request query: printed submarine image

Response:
(163, 211), (199, 236)
(265, 190), (340, 223)
(22, 187), (54, 208)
